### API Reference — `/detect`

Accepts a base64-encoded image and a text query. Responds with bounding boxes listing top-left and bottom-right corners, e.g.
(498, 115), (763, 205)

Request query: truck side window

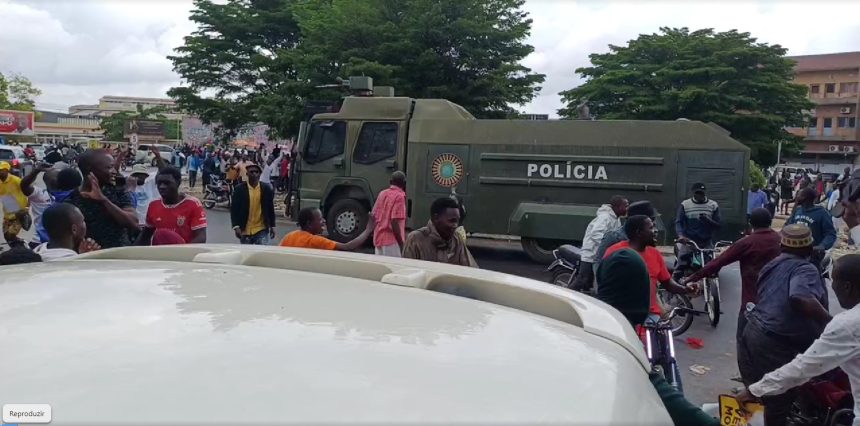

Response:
(304, 120), (346, 164)
(353, 122), (398, 164)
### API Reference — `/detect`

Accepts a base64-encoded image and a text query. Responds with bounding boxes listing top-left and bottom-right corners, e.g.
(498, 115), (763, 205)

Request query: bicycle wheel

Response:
(658, 290), (694, 336)
(706, 278), (721, 327)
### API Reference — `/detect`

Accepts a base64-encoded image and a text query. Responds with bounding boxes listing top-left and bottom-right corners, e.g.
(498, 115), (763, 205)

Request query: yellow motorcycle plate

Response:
(719, 394), (763, 426)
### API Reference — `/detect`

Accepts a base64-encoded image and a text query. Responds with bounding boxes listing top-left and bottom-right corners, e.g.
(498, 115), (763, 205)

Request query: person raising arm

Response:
(280, 207), (375, 251)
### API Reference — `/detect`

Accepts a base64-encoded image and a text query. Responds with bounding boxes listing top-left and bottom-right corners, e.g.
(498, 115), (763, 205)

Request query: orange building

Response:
(786, 51), (860, 171)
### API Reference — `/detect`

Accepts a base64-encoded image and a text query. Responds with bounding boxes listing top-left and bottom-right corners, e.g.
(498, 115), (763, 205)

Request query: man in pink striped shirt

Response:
(371, 171), (407, 257)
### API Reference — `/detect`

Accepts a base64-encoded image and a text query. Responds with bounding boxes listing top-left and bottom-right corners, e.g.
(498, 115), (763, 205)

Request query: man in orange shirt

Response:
(280, 207), (374, 251)
(602, 215), (697, 321)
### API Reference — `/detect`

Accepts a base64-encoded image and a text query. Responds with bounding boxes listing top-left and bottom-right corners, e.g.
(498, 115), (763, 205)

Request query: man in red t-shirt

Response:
(137, 167), (207, 245)
(603, 215), (696, 318)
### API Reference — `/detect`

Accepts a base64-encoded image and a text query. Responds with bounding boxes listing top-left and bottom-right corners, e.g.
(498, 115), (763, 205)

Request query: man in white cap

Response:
(127, 163), (160, 225)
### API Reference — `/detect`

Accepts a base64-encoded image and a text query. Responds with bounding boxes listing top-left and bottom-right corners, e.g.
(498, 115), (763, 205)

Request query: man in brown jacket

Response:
(403, 197), (477, 267)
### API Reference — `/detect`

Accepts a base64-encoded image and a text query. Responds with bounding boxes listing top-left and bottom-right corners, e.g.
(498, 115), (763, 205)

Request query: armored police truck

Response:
(293, 79), (749, 263)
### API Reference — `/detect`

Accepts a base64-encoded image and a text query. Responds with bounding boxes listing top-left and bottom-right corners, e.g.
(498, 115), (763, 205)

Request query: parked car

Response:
(135, 143), (174, 166)
(0, 245), (674, 424)
(0, 145), (34, 177)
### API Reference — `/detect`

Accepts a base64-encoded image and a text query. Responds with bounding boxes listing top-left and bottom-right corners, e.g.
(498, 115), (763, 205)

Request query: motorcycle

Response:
(642, 306), (705, 394)
(546, 245), (582, 289)
(787, 369), (854, 425)
(202, 176), (232, 209)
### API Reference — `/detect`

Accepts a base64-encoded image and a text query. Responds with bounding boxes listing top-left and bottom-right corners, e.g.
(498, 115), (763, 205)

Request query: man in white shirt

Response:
(571, 195), (628, 291)
(737, 254), (860, 425)
(127, 164), (160, 225)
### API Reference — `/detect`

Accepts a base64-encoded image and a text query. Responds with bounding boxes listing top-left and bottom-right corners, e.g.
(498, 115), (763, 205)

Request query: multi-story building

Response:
(69, 96), (181, 120)
(33, 110), (103, 145)
(786, 51), (860, 173)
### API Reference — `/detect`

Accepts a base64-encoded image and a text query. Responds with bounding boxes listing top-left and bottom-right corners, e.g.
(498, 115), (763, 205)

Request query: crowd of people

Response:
(2, 145), (860, 424)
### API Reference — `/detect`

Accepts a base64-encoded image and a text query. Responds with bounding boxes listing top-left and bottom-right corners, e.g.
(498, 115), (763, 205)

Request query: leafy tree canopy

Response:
(0, 72), (41, 111)
(168, 0), (544, 139)
(558, 27), (812, 165)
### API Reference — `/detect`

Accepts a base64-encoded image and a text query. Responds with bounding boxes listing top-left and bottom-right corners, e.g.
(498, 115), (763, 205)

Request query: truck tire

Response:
(326, 198), (369, 243)
(521, 238), (567, 264)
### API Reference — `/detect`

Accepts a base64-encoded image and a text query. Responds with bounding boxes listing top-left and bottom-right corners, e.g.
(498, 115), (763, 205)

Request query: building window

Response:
(838, 117), (857, 128)
(353, 122), (398, 165)
(825, 83), (836, 94)
(807, 117), (819, 136)
(810, 84), (820, 94)
(823, 117), (833, 136)
(840, 82), (858, 94)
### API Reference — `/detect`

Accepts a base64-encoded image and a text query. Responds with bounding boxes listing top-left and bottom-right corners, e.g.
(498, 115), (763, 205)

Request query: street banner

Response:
(0, 110), (35, 136)
(123, 119), (164, 138)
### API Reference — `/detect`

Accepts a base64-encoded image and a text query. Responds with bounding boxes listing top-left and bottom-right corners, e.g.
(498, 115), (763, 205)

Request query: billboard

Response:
(182, 117), (214, 145)
(123, 119), (164, 138)
(0, 110), (35, 136)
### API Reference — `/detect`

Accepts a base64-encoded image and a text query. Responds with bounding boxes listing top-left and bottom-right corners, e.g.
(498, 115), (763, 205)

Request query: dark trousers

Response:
(571, 261), (594, 291)
(189, 170), (198, 188)
(737, 318), (800, 426)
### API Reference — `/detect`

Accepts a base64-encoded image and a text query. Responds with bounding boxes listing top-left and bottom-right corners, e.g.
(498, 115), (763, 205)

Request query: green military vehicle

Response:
(293, 78), (750, 263)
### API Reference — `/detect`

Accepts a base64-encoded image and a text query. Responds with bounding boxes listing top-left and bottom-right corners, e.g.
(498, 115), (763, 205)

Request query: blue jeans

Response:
(241, 230), (269, 245)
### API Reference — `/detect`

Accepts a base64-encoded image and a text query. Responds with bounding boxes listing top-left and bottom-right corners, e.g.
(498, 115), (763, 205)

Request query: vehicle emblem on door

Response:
(431, 153), (464, 188)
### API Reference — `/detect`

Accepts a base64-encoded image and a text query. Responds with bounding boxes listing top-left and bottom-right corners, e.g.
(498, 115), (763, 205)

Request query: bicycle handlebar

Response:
(643, 306), (708, 328)
(675, 239), (734, 252)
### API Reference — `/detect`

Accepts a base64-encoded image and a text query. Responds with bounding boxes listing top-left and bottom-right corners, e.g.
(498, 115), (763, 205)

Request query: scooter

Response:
(202, 176), (232, 209)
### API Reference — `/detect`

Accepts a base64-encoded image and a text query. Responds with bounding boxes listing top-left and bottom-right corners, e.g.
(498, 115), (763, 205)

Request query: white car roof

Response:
(1, 245), (670, 424)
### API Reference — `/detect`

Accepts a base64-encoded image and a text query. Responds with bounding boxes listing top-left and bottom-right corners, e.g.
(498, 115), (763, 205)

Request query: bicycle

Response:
(641, 306), (706, 394)
(675, 239), (733, 328)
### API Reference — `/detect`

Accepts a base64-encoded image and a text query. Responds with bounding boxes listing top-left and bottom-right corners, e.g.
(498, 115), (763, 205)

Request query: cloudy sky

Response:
(2, 0), (859, 117)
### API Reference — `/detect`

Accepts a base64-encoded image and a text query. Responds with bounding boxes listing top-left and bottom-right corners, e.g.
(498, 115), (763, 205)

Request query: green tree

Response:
(558, 28), (812, 165)
(749, 160), (767, 189)
(0, 72), (42, 111)
(294, 0), (545, 118)
(99, 105), (179, 142)
(168, 0), (308, 140)
(168, 0), (544, 138)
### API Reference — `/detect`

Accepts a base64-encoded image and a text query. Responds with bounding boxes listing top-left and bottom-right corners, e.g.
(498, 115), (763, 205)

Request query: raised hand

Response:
(80, 173), (107, 202)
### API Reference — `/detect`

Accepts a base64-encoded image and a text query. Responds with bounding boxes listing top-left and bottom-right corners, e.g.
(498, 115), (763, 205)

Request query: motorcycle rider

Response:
(603, 215), (698, 324)
(737, 253), (860, 425)
(571, 195), (628, 291)
(673, 183), (721, 281)
(736, 224), (831, 425)
(598, 247), (719, 425)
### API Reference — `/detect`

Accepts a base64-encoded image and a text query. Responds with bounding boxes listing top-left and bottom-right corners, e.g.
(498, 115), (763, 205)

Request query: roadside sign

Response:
(0, 110), (35, 136)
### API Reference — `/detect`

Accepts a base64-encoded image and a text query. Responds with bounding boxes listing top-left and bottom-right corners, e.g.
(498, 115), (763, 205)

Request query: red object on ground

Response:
(685, 337), (705, 349)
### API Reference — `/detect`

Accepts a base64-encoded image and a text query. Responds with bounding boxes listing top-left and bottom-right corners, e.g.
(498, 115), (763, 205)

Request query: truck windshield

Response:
(304, 120), (346, 164)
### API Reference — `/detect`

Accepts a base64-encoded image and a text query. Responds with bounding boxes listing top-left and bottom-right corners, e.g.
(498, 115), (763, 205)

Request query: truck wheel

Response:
(521, 238), (566, 264)
(326, 198), (368, 243)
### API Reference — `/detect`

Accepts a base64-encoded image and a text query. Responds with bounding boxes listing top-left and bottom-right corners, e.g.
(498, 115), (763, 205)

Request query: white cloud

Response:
(520, 0), (860, 116)
(1, 0), (858, 116)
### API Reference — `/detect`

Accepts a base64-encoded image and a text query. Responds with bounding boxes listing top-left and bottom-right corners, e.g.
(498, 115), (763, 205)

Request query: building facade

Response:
(786, 51), (860, 172)
(33, 111), (102, 145)
(69, 96), (181, 120)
